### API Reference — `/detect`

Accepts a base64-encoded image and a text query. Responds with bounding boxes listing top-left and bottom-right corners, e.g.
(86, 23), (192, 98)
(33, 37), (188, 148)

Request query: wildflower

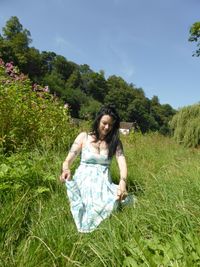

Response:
(64, 103), (69, 109)
(44, 86), (49, 93)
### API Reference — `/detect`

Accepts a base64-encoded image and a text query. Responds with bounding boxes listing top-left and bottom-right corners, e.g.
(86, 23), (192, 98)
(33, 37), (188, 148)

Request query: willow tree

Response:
(169, 104), (200, 148)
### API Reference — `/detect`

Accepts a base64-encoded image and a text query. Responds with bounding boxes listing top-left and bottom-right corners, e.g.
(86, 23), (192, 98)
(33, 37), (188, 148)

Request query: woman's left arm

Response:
(115, 140), (128, 201)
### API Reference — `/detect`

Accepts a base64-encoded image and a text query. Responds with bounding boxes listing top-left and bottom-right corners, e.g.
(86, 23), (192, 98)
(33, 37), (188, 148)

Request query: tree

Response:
(149, 96), (176, 134)
(1, 16), (32, 68)
(2, 16), (31, 44)
(40, 51), (57, 74)
(79, 98), (101, 120)
(81, 71), (108, 102)
(189, 21), (200, 56)
(79, 64), (93, 74)
(65, 70), (83, 90)
(105, 75), (136, 120)
(0, 34), (15, 63)
(25, 47), (43, 82)
(52, 55), (76, 80)
(127, 98), (158, 132)
(169, 104), (200, 147)
(62, 87), (88, 118)
(151, 95), (160, 106)
(43, 71), (65, 96)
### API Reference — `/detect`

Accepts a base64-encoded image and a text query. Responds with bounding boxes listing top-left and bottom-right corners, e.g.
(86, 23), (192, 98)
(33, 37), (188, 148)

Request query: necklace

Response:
(97, 140), (102, 153)
(91, 135), (104, 154)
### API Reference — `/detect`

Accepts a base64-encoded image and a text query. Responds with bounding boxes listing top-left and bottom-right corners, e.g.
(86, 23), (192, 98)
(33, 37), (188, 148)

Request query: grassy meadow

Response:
(1, 132), (200, 267)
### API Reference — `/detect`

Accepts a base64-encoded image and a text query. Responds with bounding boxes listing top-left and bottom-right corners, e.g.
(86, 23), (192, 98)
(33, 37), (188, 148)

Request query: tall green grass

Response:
(1, 133), (200, 266)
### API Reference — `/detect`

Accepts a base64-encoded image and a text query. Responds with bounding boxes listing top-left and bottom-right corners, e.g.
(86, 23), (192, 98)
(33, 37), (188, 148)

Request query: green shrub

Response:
(0, 59), (77, 153)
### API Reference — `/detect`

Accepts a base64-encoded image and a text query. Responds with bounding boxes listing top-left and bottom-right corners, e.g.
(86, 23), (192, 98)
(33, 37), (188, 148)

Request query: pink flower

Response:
(44, 86), (49, 93)
(5, 62), (14, 73)
(64, 103), (69, 109)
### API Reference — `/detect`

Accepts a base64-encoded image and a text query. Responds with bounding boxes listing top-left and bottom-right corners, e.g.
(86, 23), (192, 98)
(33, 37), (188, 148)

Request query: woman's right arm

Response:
(60, 132), (86, 182)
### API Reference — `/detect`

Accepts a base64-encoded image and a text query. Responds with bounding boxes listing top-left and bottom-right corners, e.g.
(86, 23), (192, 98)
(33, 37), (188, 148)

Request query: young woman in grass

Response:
(60, 105), (132, 233)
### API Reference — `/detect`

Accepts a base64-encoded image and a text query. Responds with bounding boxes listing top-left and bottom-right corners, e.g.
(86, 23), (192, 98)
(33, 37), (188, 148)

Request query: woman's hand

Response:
(116, 179), (128, 201)
(59, 169), (71, 182)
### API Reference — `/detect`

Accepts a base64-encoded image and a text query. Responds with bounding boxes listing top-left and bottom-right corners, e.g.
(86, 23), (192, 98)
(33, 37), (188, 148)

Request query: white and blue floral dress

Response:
(65, 138), (131, 233)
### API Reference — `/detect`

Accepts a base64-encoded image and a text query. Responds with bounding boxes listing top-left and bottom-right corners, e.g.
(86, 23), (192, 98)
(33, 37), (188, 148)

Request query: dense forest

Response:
(0, 16), (176, 134)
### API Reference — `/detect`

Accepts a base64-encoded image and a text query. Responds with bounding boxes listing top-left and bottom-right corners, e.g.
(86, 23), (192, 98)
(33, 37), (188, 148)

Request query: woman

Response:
(60, 105), (131, 233)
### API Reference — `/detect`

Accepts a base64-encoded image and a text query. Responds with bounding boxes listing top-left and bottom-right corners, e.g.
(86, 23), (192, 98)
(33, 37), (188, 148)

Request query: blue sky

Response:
(0, 0), (199, 109)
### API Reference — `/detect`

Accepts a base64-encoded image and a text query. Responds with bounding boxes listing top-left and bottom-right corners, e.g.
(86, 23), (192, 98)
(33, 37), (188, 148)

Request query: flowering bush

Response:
(0, 59), (76, 153)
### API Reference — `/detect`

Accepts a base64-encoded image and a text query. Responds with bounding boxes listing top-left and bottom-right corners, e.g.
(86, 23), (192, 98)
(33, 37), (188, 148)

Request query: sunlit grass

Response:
(1, 132), (200, 266)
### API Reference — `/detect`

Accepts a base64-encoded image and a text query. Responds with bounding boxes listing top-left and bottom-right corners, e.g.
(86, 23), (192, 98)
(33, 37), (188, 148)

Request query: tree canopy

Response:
(0, 16), (176, 134)
(189, 21), (200, 57)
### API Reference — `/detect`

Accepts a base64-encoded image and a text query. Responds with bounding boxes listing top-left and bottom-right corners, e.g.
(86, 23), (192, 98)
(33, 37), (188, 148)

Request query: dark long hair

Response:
(91, 105), (120, 159)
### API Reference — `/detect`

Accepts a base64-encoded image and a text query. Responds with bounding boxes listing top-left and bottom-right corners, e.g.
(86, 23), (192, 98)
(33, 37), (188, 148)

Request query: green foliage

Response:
(43, 70), (65, 96)
(82, 71), (108, 102)
(150, 99), (176, 135)
(25, 47), (43, 82)
(0, 152), (54, 198)
(0, 59), (76, 153)
(127, 98), (158, 132)
(189, 21), (200, 57)
(1, 16), (31, 70)
(79, 98), (102, 120)
(0, 16), (175, 134)
(52, 55), (76, 80)
(170, 104), (200, 147)
(105, 75), (136, 120)
(105, 77), (175, 133)
(40, 51), (57, 74)
(63, 87), (88, 118)
(2, 16), (31, 44)
(1, 133), (200, 266)
(65, 69), (82, 90)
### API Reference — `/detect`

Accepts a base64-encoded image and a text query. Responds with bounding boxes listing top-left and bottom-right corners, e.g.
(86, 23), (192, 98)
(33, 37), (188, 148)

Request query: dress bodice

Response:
(81, 139), (111, 166)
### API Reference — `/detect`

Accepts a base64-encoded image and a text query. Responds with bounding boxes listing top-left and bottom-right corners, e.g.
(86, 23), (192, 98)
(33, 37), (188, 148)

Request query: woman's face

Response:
(98, 115), (114, 138)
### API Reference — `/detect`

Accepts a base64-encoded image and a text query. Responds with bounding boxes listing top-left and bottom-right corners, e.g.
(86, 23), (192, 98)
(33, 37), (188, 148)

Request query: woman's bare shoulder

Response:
(78, 131), (87, 138)
(74, 132), (87, 144)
